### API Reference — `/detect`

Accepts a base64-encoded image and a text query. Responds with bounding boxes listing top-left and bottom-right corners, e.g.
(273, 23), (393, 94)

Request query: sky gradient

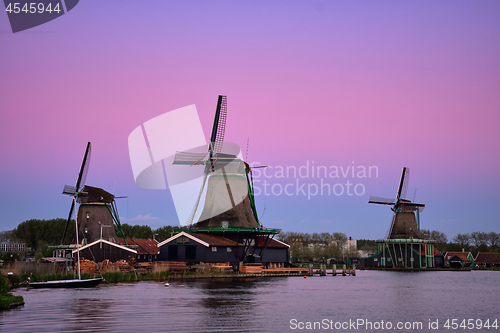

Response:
(1, 1), (499, 240)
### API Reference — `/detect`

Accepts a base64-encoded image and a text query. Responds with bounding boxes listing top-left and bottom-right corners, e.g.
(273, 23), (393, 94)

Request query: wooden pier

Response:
(310, 264), (356, 276)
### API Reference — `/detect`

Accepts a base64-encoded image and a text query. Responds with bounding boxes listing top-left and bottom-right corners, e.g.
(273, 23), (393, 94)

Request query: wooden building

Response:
(158, 231), (288, 269)
(474, 252), (500, 267)
(72, 239), (137, 263)
(444, 251), (473, 268)
(118, 238), (160, 262)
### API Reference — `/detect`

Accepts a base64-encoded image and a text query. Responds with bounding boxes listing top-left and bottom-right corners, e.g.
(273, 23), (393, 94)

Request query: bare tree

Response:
(452, 233), (471, 246)
(470, 231), (489, 247)
(486, 232), (500, 249)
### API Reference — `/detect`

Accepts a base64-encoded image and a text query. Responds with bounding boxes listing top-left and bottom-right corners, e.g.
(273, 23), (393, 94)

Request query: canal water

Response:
(1, 270), (499, 332)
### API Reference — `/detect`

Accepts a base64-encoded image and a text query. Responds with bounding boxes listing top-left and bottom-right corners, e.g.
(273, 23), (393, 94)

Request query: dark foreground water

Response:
(1, 270), (499, 332)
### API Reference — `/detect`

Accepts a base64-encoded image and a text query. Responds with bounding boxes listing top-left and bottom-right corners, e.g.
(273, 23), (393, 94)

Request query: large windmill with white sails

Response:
(171, 95), (280, 264)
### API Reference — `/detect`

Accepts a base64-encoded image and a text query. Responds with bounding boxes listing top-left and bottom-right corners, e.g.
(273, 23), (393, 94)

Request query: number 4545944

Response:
(5, 2), (61, 14)
(443, 319), (498, 330)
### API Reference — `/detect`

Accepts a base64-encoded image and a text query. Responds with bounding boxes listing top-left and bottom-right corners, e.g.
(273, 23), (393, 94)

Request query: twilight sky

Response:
(1, 1), (499, 240)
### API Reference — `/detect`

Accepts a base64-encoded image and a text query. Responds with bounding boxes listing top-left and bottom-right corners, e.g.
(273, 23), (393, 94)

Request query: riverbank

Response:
(0, 274), (25, 310)
(9, 269), (311, 287)
(0, 293), (24, 310)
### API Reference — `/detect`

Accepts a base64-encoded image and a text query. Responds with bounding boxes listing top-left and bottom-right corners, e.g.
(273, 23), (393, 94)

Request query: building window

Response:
(186, 246), (196, 260)
(227, 247), (232, 252)
(212, 247), (217, 252)
(168, 246), (178, 260)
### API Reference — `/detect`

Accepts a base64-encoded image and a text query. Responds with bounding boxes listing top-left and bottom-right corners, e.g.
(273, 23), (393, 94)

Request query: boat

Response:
(29, 277), (102, 289)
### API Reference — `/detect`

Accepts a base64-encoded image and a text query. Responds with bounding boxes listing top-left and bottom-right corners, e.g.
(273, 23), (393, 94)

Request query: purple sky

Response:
(1, 1), (499, 240)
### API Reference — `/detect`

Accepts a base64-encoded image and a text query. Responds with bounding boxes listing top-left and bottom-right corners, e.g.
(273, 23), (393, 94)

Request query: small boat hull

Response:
(29, 278), (103, 289)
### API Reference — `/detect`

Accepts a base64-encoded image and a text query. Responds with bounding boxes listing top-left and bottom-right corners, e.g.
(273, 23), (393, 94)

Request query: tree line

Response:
(277, 231), (355, 262)
(3, 218), (498, 260)
(1, 219), (180, 255)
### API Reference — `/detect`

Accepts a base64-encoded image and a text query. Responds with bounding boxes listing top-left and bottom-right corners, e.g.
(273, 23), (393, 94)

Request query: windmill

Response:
(368, 167), (425, 239)
(172, 95), (261, 229)
(61, 142), (125, 245)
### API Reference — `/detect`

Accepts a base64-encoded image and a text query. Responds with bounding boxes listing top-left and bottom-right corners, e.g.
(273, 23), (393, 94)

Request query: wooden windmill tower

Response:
(61, 142), (126, 246)
(367, 167), (438, 268)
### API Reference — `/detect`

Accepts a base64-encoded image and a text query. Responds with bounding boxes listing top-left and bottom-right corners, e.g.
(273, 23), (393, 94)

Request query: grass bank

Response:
(9, 269), (241, 286)
(0, 293), (24, 310)
(0, 274), (24, 310)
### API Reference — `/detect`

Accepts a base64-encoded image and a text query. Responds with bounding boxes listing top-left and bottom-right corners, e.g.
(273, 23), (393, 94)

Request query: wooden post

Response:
(332, 264), (336, 276)
(342, 264), (346, 276)
(309, 264), (313, 275)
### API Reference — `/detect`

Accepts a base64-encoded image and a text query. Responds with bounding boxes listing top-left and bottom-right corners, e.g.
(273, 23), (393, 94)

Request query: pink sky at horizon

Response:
(1, 1), (499, 239)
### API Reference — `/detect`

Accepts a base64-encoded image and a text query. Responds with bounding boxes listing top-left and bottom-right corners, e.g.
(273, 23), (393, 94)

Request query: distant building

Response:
(0, 242), (26, 253)
(71, 239), (137, 263)
(474, 252), (500, 268)
(444, 251), (473, 268)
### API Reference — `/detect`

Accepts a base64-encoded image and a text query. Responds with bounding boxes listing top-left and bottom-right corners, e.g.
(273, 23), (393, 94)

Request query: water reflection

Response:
(70, 297), (113, 333)
(2, 272), (499, 333)
(199, 278), (261, 332)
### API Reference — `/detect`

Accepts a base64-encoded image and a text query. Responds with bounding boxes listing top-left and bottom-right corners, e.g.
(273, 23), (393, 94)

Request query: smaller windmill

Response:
(368, 167), (425, 239)
(61, 142), (126, 245)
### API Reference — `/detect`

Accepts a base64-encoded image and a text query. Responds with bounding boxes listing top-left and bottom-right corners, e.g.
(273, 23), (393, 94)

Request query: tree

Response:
(13, 219), (73, 250)
(452, 233), (471, 247)
(0, 230), (16, 243)
(121, 224), (153, 239)
(470, 231), (489, 248)
(153, 225), (179, 242)
(331, 232), (347, 248)
(486, 232), (500, 250)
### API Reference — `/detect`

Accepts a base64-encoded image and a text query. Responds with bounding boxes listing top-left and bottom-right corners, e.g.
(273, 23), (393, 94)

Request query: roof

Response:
(188, 233), (241, 247)
(117, 238), (159, 255)
(157, 231), (241, 247)
(474, 252), (500, 264)
(72, 239), (137, 255)
(158, 232), (209, 247)
(444, 252), (471, 262)
(256, 238), (290, 248)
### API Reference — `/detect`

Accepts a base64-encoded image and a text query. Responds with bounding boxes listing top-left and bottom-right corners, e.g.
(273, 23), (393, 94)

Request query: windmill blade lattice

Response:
(210, 95), (227, 156)
(61, 142), (91, 244)
(368, 196), (395, 205)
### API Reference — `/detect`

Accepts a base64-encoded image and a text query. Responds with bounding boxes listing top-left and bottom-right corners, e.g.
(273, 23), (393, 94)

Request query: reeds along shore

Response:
(5, 259), (239, 285)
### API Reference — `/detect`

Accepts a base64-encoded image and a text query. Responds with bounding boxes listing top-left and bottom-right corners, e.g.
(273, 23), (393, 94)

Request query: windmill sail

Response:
(210, 95), (227, 156)
(61, 142), (91, 243)
(396, 167), (409, 200)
